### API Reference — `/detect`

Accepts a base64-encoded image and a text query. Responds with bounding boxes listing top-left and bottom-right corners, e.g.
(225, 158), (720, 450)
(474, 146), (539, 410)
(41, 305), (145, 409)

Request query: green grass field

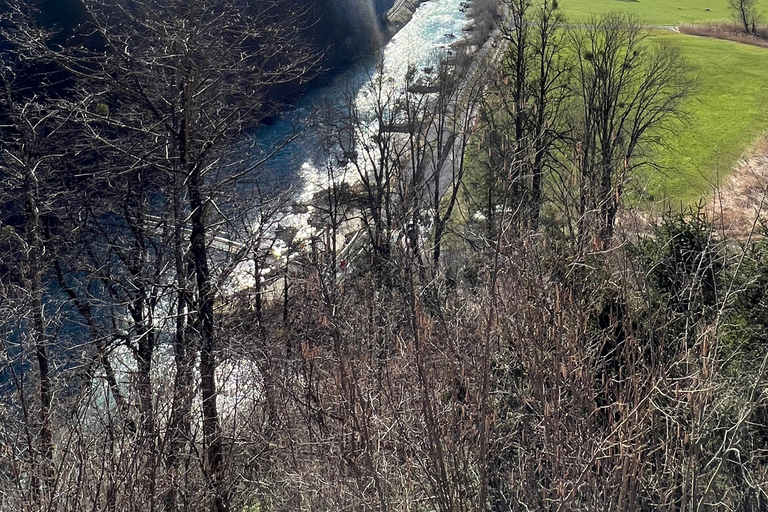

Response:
(559, 0), (731, 26)
(555, 0), (768, 203)
(644, 33), (768, 202)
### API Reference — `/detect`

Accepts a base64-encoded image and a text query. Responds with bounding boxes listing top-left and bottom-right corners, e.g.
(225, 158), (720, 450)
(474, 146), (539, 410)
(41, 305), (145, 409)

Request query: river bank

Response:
(383, 0), (428, 37)
(231, 0), (476, 296)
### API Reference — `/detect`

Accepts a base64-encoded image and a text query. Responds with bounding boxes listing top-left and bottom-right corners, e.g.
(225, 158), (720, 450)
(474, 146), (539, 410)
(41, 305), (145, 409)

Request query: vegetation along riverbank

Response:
(4, 0), (768, 510)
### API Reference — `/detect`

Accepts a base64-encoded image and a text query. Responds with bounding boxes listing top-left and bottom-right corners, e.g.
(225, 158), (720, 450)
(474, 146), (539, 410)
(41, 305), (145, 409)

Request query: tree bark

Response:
(24, 162), (54, 498)
(189, 166), (227, 511)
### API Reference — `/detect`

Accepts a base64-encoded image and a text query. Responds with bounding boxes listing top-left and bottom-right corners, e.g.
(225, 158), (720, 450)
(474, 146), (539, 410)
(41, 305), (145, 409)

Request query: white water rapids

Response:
(100, 0), (473, 414)
(249, 0), (471, 248)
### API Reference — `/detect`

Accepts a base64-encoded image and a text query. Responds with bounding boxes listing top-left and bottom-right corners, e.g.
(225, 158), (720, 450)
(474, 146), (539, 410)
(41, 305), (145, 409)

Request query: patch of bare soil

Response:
(709, 136), (768, 239)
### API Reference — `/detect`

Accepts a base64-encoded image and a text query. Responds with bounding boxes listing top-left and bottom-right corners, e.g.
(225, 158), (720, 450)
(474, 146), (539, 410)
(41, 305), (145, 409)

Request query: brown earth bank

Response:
(614, 138), (768, 243)
(708, 135), (768, 239)
(679, 23), (768, 48)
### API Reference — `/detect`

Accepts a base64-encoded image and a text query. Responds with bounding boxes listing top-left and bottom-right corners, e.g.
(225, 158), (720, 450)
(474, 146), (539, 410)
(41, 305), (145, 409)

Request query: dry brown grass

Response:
(679, 23), (768, 48)
(709, 136), (768, 238)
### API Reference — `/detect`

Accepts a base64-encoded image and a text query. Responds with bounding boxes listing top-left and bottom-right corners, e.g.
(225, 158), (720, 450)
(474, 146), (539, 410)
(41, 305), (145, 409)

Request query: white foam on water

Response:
(280, 0), (469, 241)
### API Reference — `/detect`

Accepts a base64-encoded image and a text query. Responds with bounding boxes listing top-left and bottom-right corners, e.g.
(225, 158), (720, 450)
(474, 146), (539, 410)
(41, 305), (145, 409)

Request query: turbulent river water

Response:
(208, 0), (474, 404)
(0, 0), (471, 402)
(251, 0), (470, 239)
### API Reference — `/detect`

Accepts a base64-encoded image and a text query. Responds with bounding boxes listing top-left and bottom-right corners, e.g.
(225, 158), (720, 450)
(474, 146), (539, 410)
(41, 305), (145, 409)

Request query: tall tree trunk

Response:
(188, 166), (227, 512)
(53, 259), (135, 432)
(133, 306), (155, 439)
(24, 164), (53, 499)
(165, 194), (195, 512)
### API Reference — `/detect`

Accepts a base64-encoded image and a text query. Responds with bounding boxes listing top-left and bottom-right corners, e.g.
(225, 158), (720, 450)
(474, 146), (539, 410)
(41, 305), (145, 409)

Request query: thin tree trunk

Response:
(165, 195), (195, 512)
(188, 166), (227, 512)
(25, 164), (53, 499)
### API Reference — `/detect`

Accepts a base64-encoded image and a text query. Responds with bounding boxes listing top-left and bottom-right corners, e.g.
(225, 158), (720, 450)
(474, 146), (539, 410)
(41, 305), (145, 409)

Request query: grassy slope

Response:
(557, 0), (768, 203)
(559, 0), (730, 26)
(646, 34), (768, 202)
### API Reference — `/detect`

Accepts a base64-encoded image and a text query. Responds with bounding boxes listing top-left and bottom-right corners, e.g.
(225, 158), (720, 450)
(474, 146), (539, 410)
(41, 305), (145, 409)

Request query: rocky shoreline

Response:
(383, 0), (428, 38)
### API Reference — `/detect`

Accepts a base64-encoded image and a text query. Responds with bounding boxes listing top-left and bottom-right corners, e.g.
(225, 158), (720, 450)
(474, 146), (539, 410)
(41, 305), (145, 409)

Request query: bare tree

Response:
(730, 0), (761, 34)
(0, 8), (69, 503)
(48, 0), (318, 509)
(471, 0), (568, 238)
(568, 14), (690, 249)
(400, 51), (483, 279)
(329, 49), (484, 291)
(8, 2), (766, 512)
(337, 62), (408, 280)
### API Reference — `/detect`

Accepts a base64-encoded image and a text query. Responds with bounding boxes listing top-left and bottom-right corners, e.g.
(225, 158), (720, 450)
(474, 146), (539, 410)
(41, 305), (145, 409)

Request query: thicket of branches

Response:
(730, 0), (762, 35)
(2, 0), (768, 511)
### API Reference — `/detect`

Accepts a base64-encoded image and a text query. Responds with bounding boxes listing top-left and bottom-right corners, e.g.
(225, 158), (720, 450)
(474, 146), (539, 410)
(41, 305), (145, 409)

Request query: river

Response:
(0, 0), (471, 409)
(249, 0), (471, 242)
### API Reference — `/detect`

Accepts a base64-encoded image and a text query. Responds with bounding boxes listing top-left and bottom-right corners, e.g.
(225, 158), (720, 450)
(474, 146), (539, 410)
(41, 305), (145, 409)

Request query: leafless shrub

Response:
(680, 22), (768, 47)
